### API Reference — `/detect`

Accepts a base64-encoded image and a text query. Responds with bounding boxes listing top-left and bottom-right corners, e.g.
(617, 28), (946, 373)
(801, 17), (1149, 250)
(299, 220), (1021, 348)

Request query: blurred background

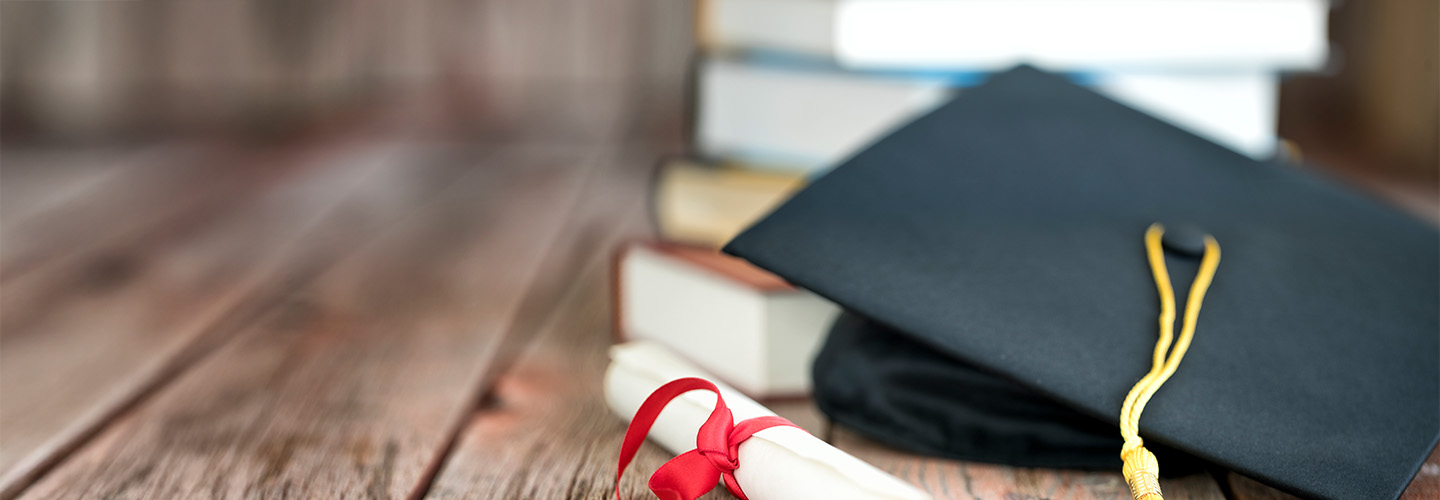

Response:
(1, 1), (1435, 180)
(0, 0), (694, 144)
(0, 2), (1437, 499)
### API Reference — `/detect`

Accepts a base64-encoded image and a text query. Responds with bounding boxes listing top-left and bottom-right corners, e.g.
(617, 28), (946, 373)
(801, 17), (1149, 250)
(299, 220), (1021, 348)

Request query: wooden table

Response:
(3, 95), (1437, 500)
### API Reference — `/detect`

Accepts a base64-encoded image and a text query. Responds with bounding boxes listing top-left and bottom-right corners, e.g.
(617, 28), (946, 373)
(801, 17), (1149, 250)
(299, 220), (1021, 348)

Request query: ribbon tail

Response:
(648, 449), (722, 500)
(614, 377), (726, 500)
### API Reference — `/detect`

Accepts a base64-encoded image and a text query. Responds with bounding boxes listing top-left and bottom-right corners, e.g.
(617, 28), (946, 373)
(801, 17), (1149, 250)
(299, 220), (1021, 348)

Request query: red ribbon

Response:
(614, 377), (799, 500)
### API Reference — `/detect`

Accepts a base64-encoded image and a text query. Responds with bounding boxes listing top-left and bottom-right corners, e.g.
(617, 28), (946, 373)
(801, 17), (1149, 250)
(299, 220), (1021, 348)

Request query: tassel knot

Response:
(1121, 444), (1162, 500)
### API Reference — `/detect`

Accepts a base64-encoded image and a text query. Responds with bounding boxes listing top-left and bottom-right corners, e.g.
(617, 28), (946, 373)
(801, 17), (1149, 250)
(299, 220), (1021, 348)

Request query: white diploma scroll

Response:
(604, 340), (933, 500)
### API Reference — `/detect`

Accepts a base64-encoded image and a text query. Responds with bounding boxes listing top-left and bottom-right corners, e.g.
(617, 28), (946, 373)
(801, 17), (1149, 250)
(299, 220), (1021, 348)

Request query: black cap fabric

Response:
(723, 66), (1439, 500)
(815, 310), (1210, 474)
(816, 309), (1215, 474)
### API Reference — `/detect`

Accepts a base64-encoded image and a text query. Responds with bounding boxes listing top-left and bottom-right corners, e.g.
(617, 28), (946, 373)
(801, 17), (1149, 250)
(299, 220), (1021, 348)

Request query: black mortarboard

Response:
(722, 66), (1439, 500)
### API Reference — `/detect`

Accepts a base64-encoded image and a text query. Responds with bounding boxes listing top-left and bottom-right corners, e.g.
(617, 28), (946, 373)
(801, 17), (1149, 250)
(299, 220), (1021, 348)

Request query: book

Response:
(699, 0), (1329, 71)
(614, 241), (840, 397)
(654, 158), (808, 248)
(696, 57), (1278, 173)
(695, 58), (951, 173)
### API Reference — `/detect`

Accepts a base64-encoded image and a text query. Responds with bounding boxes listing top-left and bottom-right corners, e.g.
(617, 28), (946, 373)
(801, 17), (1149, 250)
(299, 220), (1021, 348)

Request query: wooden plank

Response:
(421, 266), (826, 500)
(828, 426), (1224, 500)
(12, 142), (594, 500)
(0, 142), (462, 499)
(418, 148), (671, 500)
(423, 231), (695, 500)
(0, 143), (242, 284)
(1227, 444), (1440, 500)
(443, 143), (661, 396)
(0, 142), (305, 337)
(0, 147), (140, 235)
(421, 143), (825, 500)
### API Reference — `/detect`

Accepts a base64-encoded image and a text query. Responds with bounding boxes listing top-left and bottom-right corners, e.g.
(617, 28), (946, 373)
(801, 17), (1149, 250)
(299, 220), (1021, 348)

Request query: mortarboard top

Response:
(723, 66), (1439, 500)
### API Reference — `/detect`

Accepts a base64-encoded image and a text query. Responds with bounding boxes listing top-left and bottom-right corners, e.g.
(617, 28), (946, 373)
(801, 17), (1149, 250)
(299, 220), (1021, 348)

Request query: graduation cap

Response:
(723, 66), (1438, 500)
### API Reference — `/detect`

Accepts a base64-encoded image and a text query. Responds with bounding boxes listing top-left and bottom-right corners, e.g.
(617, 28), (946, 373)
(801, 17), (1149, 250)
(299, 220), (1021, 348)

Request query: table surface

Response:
(2, 90), (1437, 500)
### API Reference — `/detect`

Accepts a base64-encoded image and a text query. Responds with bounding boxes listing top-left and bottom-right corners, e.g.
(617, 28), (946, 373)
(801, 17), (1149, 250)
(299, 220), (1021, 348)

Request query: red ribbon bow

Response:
(614, 377), (799, 500)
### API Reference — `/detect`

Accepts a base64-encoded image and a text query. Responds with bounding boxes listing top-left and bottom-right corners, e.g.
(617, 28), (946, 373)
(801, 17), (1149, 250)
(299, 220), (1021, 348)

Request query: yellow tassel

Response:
(1117, 224), (1221, 500)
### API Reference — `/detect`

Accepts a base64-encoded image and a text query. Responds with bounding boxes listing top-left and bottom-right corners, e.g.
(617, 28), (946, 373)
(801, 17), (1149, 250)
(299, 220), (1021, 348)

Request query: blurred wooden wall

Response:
(0, 0), (695, 142)
(2, 0), (1434, 181)
(1279, 0), (1438, 179)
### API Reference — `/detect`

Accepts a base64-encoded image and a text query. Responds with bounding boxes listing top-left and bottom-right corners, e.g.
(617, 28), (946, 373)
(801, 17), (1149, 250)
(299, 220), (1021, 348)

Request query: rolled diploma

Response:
(604, 340), (932, 500)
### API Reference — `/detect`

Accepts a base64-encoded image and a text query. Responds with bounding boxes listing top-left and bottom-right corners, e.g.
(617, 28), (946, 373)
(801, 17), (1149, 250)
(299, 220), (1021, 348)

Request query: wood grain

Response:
(11, 143), (594, 500)
(0, 142), (307, 337)
(423, 237), (671, 500)
(1, 143), (245, 285)
(0, 142), (474, 499)
(418, 146), (682, 500)
(0, 147), (142, 235)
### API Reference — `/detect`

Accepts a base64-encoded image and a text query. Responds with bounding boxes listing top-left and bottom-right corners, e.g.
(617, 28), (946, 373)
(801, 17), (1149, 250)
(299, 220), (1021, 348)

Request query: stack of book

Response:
(664, 0), (1329, 246)
(620, 0), (1329, 398)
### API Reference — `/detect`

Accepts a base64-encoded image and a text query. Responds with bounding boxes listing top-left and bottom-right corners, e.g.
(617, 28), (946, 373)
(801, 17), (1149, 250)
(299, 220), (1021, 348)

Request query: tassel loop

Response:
(1117, 224), (1221, 500)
